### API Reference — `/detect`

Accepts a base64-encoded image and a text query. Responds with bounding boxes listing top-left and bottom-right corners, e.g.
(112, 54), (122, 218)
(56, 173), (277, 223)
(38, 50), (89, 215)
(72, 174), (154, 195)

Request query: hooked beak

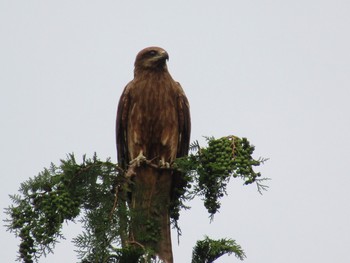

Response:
(159, 50), (169, 61)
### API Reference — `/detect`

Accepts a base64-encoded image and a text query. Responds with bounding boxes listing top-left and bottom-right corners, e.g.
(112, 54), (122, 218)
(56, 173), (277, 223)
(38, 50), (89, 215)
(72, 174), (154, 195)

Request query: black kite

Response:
(116, 47), (191, 263)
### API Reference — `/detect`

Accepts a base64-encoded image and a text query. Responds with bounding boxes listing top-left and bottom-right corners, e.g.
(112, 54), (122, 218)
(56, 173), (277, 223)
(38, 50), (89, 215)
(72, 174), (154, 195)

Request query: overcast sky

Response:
(1, 1), (350, 262)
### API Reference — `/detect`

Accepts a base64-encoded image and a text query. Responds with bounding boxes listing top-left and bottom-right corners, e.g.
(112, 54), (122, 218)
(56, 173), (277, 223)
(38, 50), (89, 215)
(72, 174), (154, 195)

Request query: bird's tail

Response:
(130, 166), (173, 263)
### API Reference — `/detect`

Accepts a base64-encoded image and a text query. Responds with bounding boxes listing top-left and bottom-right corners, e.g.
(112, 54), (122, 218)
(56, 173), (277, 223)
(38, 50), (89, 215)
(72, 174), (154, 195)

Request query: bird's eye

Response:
(149, 50), (157, 56)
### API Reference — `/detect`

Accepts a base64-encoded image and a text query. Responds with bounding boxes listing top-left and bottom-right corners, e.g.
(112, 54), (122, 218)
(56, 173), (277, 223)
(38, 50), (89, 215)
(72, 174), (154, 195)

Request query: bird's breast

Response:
(128, 76), (178, 145)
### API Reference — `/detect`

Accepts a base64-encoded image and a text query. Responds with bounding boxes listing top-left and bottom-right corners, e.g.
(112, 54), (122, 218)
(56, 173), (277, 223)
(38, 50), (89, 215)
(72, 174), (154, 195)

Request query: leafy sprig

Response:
(192, 236), (246, 263)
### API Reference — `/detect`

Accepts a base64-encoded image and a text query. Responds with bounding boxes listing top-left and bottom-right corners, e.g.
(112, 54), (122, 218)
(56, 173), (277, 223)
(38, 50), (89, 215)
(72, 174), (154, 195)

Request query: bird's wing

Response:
(116, 83), (131, 168)
(176, 82), (191, 158)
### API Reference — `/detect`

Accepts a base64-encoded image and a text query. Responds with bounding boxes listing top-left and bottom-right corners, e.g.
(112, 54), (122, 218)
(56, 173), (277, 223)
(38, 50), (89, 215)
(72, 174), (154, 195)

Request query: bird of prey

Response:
(116, 47), (191, 263)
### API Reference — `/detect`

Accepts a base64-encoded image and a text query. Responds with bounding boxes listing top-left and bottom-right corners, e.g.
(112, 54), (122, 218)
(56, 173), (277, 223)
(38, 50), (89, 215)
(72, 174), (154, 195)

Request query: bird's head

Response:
(134, 47), (169, 73)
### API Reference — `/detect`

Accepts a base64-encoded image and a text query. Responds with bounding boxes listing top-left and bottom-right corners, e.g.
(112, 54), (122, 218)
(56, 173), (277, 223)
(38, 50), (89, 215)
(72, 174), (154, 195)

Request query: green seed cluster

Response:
(232, 137), (262, 184)
(197, 137), (235, 215)
(197, 136), (262, 216)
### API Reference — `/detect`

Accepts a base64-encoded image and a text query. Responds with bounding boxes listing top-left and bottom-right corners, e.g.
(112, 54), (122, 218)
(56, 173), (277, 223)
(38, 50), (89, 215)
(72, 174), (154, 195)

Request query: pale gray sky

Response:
(1, 1), (350, 262)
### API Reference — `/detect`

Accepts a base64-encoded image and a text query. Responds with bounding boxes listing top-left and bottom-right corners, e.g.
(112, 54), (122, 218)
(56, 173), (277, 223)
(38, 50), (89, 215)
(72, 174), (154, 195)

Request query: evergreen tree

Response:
(5, 135), (268, 263)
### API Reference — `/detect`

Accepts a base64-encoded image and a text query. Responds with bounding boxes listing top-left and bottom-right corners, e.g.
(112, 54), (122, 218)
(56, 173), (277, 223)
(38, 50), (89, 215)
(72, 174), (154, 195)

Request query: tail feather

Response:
(130, 166), (173, 263)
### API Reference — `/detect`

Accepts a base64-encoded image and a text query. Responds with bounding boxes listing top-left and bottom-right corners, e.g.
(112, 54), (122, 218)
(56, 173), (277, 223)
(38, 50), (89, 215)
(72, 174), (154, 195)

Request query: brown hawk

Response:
(116, 47), (191, 262)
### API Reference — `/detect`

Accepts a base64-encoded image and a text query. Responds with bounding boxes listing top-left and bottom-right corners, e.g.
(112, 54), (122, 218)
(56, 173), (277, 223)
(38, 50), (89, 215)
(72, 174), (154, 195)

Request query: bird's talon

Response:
(159, 160), (170, 168)
(130, 153), (147, 167)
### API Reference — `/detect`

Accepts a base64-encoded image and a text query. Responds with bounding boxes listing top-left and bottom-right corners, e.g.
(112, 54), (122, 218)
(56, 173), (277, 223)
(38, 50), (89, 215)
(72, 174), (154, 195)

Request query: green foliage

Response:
(174, 136), (268, 218)
(169, 160), (195, 225)
(5, 135), (268, 262)
(192, 236), (246, 263)
(110, 246), (144, 263)
(5, 154), (123, 262)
